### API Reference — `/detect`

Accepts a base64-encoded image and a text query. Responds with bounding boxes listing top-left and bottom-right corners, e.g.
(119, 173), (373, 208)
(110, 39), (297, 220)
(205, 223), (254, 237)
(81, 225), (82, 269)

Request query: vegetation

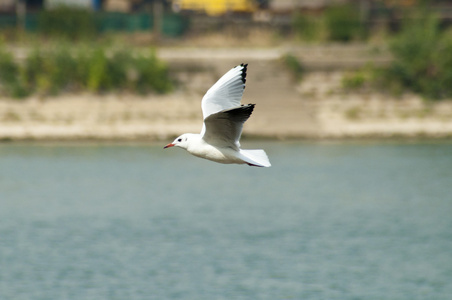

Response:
(34, 6), (187, 40)
(38, 6), (97, 40)
(383, 11), (452, 99)
(282, 54), (304, 80)
(0, 45), (172, 98)
(1, 4), (452, 101)
(324, 4), (365, 42)
(0, 49), (27, 98)
(292, 4), (365, 42)
(292, 13), (324, 42)
(341, 9), (452, 100)
(341, 70), (368, 90)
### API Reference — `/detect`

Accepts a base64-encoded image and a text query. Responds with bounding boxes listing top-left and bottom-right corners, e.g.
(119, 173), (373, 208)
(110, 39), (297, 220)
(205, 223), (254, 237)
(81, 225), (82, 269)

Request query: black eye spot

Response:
(177, 138), (182, 142)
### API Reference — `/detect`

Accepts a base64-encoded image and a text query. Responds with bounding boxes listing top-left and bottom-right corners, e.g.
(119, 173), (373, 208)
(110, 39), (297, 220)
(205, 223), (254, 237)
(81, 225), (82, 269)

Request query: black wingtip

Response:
(242, 103), (255, 116)
(220, 103), (255, 123)
(241, 103), (255, 111)
(239, 63), (248, 84)
(249, 103), (255, 114)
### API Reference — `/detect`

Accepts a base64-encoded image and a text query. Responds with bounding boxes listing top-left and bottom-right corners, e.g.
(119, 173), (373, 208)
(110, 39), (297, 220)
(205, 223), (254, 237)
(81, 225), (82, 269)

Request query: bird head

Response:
(164, 134), (190, 150)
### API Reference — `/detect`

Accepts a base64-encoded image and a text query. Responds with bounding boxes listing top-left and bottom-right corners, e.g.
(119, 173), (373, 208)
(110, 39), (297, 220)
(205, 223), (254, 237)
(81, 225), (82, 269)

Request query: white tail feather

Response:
(239, 149), (271, 167)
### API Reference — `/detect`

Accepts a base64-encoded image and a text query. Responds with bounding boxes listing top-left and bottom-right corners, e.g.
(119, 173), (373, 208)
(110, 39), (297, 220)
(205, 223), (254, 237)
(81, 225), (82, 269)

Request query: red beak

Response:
(164, 143), (175, 149)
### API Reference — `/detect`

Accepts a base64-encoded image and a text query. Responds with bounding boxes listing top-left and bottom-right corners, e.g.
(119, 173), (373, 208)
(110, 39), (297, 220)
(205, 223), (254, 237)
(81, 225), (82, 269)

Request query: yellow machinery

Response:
(172, 0), (257, 16)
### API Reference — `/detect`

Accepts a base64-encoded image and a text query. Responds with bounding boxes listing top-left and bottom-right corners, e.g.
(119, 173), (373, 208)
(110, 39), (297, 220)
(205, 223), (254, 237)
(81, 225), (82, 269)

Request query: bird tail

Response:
(239, 149), (271, 167)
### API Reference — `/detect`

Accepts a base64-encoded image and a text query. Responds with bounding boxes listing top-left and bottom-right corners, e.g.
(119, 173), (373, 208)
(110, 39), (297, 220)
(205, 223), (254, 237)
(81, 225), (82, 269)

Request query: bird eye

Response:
(177, 138), (182, 142)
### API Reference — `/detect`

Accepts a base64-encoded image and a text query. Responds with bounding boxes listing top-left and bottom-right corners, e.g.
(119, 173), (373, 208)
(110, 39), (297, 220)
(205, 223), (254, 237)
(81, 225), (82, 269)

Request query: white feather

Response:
(201, 64), (246, 122)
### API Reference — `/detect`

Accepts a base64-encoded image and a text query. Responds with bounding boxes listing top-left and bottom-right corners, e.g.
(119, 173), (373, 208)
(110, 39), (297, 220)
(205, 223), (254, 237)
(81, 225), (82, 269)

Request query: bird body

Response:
(164, 64), (271, 167)
(186, 134), (244, 164)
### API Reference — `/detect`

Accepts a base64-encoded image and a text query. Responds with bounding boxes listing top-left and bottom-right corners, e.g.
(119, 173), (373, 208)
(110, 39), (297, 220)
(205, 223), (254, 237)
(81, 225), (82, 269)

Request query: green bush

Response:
(0, 45), (173, 98)
(282, 54), (304, 80)
(134, 50), (173, 93)
(38, 6), (97, 40)
(292, 13), (323, 41)
(324, 4), (365, 42)
(86, 48), (111, 91)
(381, 11), (452, 99)
(0, 49), (28, 97)
(342, 71), (367, 89)
(23, 46), (84, 94)
(342, 10), (452, 100)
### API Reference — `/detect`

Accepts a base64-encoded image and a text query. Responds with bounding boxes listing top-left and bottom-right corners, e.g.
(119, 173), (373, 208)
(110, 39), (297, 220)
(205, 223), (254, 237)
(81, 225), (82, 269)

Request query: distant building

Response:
(44, 0), (98, 9)
(104, 0), (131, 12)
(103, 0), (167, 13)
(270, 0), (348, 12)
(171, 0), (257, 16)
(0, 0), (15, 12)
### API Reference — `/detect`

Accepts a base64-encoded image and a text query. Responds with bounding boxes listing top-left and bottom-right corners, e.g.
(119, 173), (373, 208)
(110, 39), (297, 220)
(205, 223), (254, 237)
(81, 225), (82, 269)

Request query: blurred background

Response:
(0, 0), (451, 139)
(1, 1), (452, 300)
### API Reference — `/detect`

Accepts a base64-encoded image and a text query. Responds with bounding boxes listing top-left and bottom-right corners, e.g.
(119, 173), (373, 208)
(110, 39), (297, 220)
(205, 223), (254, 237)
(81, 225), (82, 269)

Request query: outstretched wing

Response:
(201, 63), (247, 119)
(202, 104), (255, 149)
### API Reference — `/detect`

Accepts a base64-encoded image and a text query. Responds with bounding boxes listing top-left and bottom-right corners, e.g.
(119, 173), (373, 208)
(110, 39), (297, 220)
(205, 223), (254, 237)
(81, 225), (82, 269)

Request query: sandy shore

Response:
(0, 93), (202, 141)
(1, 47), (452, 142)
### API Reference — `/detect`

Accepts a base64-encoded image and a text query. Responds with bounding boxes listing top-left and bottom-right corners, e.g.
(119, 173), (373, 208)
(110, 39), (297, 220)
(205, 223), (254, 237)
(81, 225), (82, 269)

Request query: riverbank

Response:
(1, 46), (452, 142)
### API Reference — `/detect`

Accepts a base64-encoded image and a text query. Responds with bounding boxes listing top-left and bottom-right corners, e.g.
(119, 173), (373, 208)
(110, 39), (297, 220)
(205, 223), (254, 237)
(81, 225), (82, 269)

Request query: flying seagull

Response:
(164, 63), (271, 167)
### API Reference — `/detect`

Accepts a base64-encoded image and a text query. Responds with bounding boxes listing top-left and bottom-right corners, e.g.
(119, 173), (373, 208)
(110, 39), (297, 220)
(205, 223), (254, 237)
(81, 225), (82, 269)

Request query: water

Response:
(0, 142), (451, 300)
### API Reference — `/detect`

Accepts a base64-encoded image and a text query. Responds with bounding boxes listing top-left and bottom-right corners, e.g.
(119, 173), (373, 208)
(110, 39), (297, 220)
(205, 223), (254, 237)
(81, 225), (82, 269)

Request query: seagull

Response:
(164, 63), (271, 167)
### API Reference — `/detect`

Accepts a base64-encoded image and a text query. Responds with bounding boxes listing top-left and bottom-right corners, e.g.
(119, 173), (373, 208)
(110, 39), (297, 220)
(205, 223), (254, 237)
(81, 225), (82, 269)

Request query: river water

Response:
(0, 142), (451, 300)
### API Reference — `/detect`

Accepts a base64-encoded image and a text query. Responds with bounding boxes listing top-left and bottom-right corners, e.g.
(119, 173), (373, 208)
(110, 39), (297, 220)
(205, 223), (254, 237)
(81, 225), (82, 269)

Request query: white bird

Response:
(164, 63), (271, 167)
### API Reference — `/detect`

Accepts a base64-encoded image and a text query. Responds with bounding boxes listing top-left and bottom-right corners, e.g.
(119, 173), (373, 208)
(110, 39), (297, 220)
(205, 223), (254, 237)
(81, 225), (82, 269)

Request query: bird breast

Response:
(187, 142), (242, 164)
